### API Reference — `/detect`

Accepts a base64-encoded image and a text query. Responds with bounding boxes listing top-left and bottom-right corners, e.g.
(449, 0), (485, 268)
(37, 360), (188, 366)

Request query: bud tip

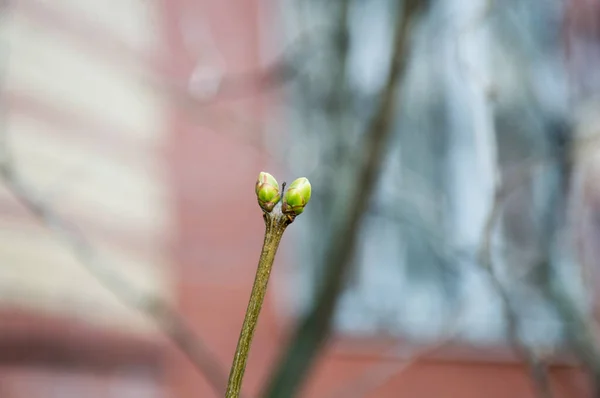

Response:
(255, 171), (281, 212)
(282, 177), (311, 216)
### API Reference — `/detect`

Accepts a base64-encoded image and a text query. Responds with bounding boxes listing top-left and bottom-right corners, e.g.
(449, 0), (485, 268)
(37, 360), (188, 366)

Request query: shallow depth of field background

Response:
(0, 0), (599, 397)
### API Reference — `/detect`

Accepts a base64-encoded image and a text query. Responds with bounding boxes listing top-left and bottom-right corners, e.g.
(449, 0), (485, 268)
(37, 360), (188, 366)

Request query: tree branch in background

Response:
(188, 43), (304, 104)
(328, 339), (453, 398)
(478, 126), (600, 398)
(0, 28), (231, 390)
(0, 156), (232, 397)
(262, 2), (428, 396)
(453, 2), (556, 390)
(539, 128), (600, 397)
(479, 184), (555, 398)
(327, 304), (464, 398)
(325, 0), (352, 170)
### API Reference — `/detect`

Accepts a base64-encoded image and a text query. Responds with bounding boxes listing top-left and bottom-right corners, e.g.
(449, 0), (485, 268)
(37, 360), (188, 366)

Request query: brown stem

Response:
(225, 204), (291, 398)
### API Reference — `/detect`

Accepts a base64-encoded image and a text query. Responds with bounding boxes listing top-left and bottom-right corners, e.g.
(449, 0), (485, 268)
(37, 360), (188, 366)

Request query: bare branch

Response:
(0, 155), (232, 396)
(451, 3), (555, 394)
(479, 182), (555, 398)
(262, 2), (429, 396)
(187, 43), (304, 105)
(329, 339), (453, 398)
(327, 305), (464, 398)
(0, 11), (230, 394)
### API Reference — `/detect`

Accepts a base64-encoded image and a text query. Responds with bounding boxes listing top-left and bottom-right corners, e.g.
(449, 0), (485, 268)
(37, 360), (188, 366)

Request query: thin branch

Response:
(327, 305), (464, 398)
(451, 2), (555, 392)
(329, 339), (453, 398)
(225, 198), (294, 398)
(479, 181), (555, 398)
(0, 160), (231, 396)
(262, 2), (428, 397)
(187, 44), (304, 105)
(0, 12), (230, 394)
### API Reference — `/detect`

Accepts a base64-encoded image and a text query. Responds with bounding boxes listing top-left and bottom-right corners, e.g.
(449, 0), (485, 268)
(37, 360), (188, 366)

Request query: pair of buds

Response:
(255, 172), (311, 216)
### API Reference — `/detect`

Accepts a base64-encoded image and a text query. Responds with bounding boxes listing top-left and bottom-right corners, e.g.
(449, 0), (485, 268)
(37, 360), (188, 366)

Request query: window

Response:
(274, 0), (578, 348)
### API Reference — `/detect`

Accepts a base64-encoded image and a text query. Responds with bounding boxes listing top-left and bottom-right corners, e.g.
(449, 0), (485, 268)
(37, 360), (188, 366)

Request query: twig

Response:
(225, 199), (294, 398)
(262, 2), (428, 397)
(329, 338), (455, 398)
(479, 181), (555, 398)
(327, 305), (464, 398)
(188, 45), (304, 105)
(0, 161), (231, 396)
(452, 3), (555, 393)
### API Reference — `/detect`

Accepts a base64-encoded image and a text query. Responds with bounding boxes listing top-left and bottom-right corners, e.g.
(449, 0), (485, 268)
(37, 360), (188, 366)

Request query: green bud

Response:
(282, 177), (311, 216)
(255, 171), (281, 212)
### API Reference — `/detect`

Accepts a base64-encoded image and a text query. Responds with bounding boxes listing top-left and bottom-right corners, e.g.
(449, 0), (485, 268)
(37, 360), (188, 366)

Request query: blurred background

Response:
(0, 0), (599, 397)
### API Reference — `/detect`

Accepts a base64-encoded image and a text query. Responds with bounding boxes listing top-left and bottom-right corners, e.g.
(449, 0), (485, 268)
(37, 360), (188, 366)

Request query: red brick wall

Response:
(162, 1), (589, 398)
(162, 0), (284, 396)
(0, 1), (590, 397)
